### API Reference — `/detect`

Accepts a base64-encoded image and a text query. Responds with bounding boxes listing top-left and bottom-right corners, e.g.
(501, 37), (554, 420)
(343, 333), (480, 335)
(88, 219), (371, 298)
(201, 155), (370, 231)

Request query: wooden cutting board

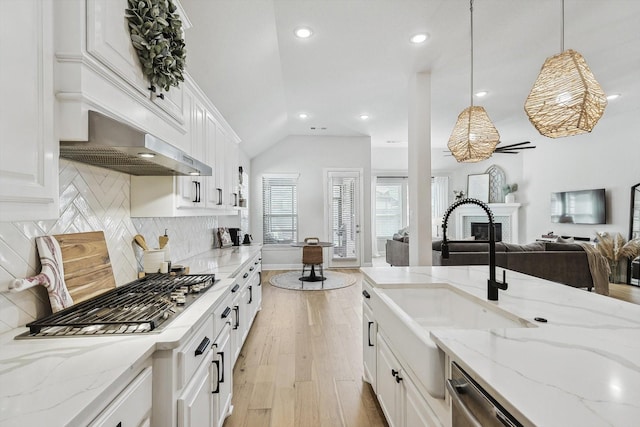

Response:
(53, 231), (117, 304)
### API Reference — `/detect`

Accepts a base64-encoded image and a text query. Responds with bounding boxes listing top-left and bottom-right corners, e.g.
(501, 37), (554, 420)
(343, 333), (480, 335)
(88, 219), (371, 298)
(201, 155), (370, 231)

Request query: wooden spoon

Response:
(133, 234), (149, 251)
(159, 229), (169, 249)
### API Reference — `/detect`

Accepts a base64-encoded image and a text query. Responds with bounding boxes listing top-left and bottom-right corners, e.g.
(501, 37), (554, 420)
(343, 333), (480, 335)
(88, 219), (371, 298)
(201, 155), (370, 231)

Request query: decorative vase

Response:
(505, 193), (516, 203)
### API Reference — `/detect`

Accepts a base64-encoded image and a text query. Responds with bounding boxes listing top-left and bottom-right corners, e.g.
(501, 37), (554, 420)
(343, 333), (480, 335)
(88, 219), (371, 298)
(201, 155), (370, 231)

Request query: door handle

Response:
(231, 284), (240, 293)
(248, 285), (253, 304)
(367, 321), (374, 346)
(362, 290), (370, 299)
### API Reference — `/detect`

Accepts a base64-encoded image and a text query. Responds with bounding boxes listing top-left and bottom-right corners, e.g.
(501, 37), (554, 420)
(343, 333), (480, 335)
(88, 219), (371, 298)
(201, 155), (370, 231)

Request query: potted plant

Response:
(595, 232), (640, 283)
(503, 183), (518, 203)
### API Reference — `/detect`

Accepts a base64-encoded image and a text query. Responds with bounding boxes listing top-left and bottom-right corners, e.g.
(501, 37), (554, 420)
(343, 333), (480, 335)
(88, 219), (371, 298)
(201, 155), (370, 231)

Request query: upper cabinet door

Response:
(86, 0), (184, 122)
(86, 0), (148, 96)
(0, 0), (58, 221)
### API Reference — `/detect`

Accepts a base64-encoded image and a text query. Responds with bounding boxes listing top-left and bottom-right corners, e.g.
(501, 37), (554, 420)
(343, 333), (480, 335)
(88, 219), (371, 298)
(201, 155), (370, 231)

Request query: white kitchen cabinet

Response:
(214, 125), (227, 206)
(376, 332), (442, 427)
(363, 297), (377, 390)
(212, 323), (233, 427)
(89, 366), (153, 427)
(176, 89), (207, 209)
(204, 111), (222, 209)
(405, 373), (440, 427)
(85, 0), (184, 123)
(130, 81), (240, 217)
(225, 138), (240, 208)
(177, 349), (214, 427)
(0, 0), (58, 221)
(377, 333), (404, 427)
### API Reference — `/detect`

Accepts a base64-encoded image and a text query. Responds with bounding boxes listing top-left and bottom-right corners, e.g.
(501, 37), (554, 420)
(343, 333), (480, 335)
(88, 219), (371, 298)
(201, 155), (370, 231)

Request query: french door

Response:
(325, 170), (362, 268)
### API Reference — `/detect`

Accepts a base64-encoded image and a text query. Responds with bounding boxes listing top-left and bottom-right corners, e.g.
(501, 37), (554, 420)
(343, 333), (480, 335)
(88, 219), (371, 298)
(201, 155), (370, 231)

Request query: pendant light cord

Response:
(470, 0), (474, 106)
(560, 0), (565, 52)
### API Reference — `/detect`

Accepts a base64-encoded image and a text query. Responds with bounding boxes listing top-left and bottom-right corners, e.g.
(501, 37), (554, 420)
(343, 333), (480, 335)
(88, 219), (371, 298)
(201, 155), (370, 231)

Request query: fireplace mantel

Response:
(453, 203), (521, 243)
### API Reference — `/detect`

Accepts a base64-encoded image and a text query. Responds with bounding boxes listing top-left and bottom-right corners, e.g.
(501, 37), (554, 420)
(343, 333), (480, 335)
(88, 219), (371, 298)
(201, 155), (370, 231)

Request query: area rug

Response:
(269, 271), (356, 291)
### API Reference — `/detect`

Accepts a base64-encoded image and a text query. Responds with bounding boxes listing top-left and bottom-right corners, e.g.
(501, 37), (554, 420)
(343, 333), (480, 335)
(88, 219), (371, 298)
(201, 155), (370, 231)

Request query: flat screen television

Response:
(550, 188), (606, 224)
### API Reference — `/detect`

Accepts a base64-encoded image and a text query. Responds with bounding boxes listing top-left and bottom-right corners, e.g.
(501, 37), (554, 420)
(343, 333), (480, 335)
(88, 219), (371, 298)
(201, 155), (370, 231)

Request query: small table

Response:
(290, 241), (334, 282)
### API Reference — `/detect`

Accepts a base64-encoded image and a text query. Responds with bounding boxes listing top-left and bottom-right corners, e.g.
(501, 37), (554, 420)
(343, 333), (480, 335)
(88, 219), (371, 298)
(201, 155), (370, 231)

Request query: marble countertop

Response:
(360, 265), (640, 427)
(0, 245), (262, 427)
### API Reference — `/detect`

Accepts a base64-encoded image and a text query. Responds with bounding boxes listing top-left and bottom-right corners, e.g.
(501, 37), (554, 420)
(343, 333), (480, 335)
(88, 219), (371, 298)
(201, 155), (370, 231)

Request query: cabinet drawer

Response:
(89, 366), (152, 427)
(213, 292), (234, 339)
(178, 316), (214, 389)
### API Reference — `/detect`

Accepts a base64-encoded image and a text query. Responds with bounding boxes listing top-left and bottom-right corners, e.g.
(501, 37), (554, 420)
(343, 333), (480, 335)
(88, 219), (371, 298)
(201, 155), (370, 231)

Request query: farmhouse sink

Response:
(373, 284), (533, 399)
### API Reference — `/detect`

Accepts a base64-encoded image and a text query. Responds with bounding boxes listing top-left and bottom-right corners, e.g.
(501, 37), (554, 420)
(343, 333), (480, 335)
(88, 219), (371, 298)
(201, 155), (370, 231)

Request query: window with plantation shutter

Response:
(328, 172), (359, 260)
(262, 174), (298, 244)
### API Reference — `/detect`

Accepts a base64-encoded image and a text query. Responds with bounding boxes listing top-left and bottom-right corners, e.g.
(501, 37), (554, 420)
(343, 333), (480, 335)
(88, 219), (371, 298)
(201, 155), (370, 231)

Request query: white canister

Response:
(143, 250), (165, 273)
(505, 193), (517, 203)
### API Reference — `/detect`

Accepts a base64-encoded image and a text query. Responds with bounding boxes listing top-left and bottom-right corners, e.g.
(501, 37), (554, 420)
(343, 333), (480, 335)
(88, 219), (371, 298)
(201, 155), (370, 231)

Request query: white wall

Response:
(374, 101), (640, 245)
(522, 104), (640, 242)
(251, 135), (372, 268)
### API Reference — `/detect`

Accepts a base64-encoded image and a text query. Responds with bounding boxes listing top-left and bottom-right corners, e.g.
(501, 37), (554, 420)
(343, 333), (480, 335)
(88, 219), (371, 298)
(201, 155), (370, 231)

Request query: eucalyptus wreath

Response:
(125, 0), (186, 92)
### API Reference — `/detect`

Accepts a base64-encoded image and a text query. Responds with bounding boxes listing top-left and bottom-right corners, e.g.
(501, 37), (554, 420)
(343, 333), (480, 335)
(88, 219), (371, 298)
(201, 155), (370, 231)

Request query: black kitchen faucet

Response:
(440, 198), (508, 301)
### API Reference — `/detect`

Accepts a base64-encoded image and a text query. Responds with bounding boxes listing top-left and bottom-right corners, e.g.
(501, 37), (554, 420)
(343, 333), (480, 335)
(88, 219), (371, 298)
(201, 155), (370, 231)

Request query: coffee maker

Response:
(228, 228), (242, 246)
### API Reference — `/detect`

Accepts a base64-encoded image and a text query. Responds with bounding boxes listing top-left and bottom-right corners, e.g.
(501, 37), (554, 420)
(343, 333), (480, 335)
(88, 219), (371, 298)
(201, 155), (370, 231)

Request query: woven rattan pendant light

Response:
(448, 0), (499, 163)
(524, 0), (607, 138)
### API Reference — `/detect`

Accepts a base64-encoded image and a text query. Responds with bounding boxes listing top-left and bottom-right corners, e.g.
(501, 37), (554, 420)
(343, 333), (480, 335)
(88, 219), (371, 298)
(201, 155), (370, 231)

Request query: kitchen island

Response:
(361, 265), (640, 427)
(0, 245), (261, 427)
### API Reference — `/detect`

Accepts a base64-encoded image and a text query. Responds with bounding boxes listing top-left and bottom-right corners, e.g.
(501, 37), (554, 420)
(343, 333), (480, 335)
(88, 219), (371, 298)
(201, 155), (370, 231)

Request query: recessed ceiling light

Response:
(606, 93), (621, 100)
(294, 27), (313, 39)
(475, 91), (488, 97)
(410, 33), (429, 44)
(298, 113), (308, 119)
(360, 114), (370, 120)
(138, 152), (155, 158)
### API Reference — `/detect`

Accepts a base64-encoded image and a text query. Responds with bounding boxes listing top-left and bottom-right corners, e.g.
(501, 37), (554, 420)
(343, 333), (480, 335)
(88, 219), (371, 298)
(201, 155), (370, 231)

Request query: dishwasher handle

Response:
(446, 379), (483, 427)
(447, 373), (519, 427)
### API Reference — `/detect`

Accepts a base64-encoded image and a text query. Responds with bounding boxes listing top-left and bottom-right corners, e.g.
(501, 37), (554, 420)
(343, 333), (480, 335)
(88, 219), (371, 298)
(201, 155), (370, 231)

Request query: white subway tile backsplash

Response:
(0, 159), (220, 331)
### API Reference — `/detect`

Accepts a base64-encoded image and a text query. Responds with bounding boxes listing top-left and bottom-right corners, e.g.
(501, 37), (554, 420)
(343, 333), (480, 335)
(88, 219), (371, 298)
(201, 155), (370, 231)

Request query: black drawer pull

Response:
(116, 423), (122, 427)
(195, 337), (210, 356)
(221, 307), (231, 318)
(243, 272), (249, 279)
(212, 359), (220, 394)
(258, 271), (262, 286)
(249, 266), (254, 271)
(362, 290), (370, 299)
(248, 285), (253, 304)
(231, 284), (240, 293)
(367, 321), (374, 347)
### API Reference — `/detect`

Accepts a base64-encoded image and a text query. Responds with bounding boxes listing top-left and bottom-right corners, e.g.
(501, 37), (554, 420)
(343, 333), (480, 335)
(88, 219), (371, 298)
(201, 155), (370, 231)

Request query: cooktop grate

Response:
(22, 274), (215, 337)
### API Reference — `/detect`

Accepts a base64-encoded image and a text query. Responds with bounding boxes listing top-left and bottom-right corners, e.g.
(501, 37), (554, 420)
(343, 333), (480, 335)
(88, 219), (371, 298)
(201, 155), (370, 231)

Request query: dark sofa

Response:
(432, 241), (595, 291)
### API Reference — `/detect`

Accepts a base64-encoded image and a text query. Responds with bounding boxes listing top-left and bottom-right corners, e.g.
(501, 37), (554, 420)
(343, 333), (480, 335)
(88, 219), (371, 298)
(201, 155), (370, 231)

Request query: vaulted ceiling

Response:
(181, 0), (640, 158)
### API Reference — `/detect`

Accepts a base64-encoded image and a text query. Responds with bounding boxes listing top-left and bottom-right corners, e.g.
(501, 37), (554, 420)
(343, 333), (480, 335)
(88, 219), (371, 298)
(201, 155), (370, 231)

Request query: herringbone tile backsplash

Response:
(0, 159), (219, 333)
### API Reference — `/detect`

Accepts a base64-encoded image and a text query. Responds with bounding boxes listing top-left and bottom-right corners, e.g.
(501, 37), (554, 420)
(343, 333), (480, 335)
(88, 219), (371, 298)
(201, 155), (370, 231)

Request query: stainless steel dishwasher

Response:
(447, 362), (523, 427)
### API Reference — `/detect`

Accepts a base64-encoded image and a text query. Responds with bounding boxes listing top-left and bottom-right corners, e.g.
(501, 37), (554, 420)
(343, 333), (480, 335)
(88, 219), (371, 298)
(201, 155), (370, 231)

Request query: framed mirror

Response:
(467, 174), (490, 203)
(628, 183), (640, 285)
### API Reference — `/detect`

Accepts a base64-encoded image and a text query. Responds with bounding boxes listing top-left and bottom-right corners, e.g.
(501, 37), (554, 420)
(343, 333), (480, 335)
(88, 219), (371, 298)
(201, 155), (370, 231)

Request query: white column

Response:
(408, 72), (432, 266)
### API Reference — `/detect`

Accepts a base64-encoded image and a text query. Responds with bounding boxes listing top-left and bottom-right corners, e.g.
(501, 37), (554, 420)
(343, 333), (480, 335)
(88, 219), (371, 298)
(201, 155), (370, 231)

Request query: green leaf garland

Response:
(126, 0), (186, 92)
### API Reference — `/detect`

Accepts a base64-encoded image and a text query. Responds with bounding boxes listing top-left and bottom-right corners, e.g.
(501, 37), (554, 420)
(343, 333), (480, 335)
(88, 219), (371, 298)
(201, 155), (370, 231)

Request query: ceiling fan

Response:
(444, 140), (536, 156)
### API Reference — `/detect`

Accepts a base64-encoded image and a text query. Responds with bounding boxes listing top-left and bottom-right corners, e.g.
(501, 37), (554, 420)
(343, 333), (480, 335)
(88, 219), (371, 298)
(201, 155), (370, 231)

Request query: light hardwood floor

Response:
(609, 282), (640, 304)
(223, 269), (388, 427)
(223, 270), (640, 427)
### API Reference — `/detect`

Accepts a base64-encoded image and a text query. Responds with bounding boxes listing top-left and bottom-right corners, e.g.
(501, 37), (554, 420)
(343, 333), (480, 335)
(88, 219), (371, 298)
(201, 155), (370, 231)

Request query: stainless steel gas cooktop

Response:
(18, 274), (215, 338)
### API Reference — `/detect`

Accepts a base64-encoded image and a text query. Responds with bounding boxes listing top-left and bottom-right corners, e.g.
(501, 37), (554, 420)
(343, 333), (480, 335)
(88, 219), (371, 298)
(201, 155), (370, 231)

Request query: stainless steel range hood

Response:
(59, 111), (212, 176)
